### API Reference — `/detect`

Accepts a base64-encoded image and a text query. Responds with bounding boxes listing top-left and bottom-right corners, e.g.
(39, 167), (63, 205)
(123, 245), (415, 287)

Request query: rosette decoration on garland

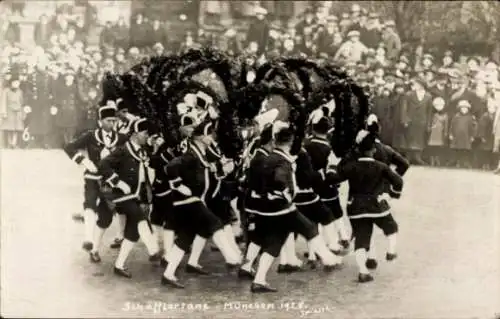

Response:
(100, 48), (370, 159)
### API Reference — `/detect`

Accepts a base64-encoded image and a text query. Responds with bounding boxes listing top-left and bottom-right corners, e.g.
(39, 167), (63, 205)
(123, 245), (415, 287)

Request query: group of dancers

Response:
(64, 95), (409, 293)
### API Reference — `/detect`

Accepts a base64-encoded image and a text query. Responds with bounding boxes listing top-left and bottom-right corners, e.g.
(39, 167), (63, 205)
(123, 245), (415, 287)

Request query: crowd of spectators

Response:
(1, 1), (499, 171)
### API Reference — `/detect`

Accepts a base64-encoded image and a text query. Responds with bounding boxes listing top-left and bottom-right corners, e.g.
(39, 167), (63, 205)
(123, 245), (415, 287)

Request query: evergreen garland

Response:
(99, 48), (370, 159)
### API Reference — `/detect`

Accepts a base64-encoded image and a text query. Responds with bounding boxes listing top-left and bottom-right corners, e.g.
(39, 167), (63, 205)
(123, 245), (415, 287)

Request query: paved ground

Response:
(1, 149), (499, 319)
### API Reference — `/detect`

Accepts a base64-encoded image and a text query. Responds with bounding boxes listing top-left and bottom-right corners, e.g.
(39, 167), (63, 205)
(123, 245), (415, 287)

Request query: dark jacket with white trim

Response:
(304, 135), (341, 201)
(293, 149), (321, 206)
(98, 141), (155, 204)
(63, 129), (127, 180)
(150, 144), (177, 198)
(245, 148), (298, 216)
(327, 157), (403, 218)
(374, 139), (410, 176)
(165, 142), (218, 206)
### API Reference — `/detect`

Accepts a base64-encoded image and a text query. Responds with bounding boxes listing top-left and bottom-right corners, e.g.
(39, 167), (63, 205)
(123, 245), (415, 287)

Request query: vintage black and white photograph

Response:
(0, 0), (499, 318)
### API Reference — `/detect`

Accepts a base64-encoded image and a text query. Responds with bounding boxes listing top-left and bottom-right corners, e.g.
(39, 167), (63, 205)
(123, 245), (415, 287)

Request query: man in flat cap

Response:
(361, 12), (382, 49)
(381, 20), (401, 63)
(246, 6), (270, 57)
(334, 30), (368, 64)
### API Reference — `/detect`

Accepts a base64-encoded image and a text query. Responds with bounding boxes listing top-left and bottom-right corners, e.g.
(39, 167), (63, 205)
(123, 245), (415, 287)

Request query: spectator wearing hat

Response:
(315, 16), (339, 57)
(246, 6), (270, 57)
(333, 30), (367, 64)
(295, 8), (316, 39)
(427, 97), (449, 166)
(25, 58), (52, 148)
(345, 4), (363, 34)
(54, 70), (79, 145)
(149, 17), (169, 49)
(0, 74), (24, 148)
(372, 81), (395, 145)
(449, 77), (482, 118)
(381, 20), (401, 63)
(449, 100), (477, 168)
(112, 16), (130, 51)
(34, 14), (52, 49)
(400, 78), (433, 165)
(476, 100), (497, 170)
(130, 12), (149, 50)
(99, 21), (116, 52)
(361, 12), (381, 49)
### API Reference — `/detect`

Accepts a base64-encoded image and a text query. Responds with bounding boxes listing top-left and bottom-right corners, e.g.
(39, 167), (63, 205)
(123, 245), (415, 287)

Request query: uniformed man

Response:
(148, 115), (196, 267)
(364, 114), (410, 270)
(98, 118), (162, 278)
(237, 123), (274, 280)
(246, 121), (341, 293)
(161, 119), (242, 289)
(304, 108), (350, 251)
(63, 105), (128, 262)
(326, 130), (404, 283)
(115, 98), (139, 136)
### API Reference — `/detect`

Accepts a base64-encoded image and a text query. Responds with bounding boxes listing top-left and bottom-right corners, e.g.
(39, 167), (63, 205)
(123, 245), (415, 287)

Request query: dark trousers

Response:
(254, 210), (318, 257)
(115, 199), (149, 242)
(150, 193), (174, 230)
(84, 179), (114, 229)
(171, 201), (223, 252)
(350, 213), (398, 251)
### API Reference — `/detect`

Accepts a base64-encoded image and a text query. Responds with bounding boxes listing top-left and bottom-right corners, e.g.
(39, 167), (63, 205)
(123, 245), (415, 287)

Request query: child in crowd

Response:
(427, 97), (449, 166)
(476, 102), (496, 169)
(449, 100), (477, 168)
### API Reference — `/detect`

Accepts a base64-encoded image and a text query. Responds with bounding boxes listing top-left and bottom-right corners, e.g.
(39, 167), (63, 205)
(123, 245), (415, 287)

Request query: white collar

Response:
(358, 157), (375, 162)
(273, 148), (295, 163)
(129, 139), (141, 152)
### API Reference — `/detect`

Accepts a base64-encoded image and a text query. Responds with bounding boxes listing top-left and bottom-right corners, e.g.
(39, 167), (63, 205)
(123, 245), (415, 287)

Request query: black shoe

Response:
(323, 263), (342, 272)
(82, 241), (93, 252)
(89, 251), (101, 263)
(303, 252), (320, 259)
(339, 239), (350, 249)
(72, 213), (84, 222)
(160, 258), (168, 268)
(186, 264), (211, 275)
(161, 276), (185, 289)
(226, 263), (239, 272)
(237, 268), (255, 280)
(306, 260), (318, 270)
(251, 282), (277, 293)
(114, 267), (132, 278)
(358, 273), (374, 283)
(386, 253), (398, 261)
(277, 264), (289, 273)
(149, 252), (162, 262)
(366, 258), (378, 270)
(210, 245), (219, 252)
(110, 238), (123, 249)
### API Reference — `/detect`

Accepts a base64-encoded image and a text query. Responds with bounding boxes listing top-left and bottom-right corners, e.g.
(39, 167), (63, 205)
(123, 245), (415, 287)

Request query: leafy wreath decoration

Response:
(100, 48), (371, 159)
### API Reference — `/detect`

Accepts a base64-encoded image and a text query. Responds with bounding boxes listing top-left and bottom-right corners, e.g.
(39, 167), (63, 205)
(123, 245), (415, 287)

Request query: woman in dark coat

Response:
(400, 78), (433, 164)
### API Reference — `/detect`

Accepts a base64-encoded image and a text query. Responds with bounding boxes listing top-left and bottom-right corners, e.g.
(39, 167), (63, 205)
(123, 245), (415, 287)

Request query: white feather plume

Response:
(323, 99), (336, 114)
(308, 108), (324, 125)
(272, 120), (290, 136)
(255, 109), (279, 130)
(367, 114), (378, 126)
(355, 130), (369, 144)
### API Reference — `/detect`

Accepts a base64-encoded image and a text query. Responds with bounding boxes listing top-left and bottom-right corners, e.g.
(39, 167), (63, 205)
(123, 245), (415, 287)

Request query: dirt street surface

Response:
(1, 150), (499, 319)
